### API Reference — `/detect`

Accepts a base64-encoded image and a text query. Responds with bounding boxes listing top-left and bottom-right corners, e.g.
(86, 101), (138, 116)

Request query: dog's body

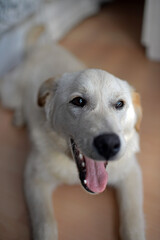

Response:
(0, 43), (145, 240)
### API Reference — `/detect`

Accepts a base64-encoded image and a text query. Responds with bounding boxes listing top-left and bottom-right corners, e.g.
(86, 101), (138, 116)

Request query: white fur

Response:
(0, 43), (145, 240)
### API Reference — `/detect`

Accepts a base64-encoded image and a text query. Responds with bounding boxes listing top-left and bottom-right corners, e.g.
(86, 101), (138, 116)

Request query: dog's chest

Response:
(45, 152), (79, 185)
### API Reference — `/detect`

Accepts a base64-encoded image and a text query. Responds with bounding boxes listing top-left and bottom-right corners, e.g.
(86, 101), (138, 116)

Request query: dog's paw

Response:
(34, 221), (58, 240)
(120, 224), (145, 240)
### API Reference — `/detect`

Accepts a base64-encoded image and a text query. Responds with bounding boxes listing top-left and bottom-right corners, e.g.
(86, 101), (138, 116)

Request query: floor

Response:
(0, 1), (160, 240)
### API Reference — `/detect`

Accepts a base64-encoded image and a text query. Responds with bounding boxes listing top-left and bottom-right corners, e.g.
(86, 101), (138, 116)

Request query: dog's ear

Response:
(37, 78), (57, 107)
(132, 91), (142, 132)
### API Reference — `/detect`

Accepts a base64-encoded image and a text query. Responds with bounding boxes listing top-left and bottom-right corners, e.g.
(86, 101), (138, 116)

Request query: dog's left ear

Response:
(37, 77), (57, 107)
(132, 91), (142, 132)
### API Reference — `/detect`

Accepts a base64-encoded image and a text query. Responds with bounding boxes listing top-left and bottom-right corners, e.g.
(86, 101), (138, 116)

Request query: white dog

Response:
(0, 43), (145, 240)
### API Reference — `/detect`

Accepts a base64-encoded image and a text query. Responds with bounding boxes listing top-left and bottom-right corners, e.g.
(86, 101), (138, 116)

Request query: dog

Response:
(0, 43), (145, 240)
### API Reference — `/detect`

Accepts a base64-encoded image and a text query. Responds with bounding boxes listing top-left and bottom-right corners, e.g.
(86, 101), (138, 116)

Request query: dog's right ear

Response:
(37, 77), (57, 107)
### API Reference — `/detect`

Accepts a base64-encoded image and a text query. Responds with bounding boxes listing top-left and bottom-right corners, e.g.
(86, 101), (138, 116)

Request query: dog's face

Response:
(38, 69), (142, 194)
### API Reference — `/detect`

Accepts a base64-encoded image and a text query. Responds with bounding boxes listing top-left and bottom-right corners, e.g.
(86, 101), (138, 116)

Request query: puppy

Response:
(0, 44), (145, 240)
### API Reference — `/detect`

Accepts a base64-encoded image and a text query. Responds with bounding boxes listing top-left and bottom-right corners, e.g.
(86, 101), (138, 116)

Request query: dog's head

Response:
(38, 69), (142, 194)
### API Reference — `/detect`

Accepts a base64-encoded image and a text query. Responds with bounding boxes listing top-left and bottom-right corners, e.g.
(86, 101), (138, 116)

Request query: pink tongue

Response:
(85, 157), (108, 193)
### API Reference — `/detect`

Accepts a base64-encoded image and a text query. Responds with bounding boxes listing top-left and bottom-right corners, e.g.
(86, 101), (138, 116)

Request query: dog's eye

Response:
(70, 97), (87, 107)
(115, 100), (125, 110)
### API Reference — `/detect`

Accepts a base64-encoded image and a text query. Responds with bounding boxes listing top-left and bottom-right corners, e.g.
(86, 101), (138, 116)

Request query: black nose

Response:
(93, 133), (121, 160)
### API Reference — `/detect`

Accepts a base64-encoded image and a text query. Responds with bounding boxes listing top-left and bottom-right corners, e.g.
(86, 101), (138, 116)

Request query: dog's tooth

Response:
(84, 179), (87, 184)
(82, 162), (85, 167)
(79, 153), (83, 160)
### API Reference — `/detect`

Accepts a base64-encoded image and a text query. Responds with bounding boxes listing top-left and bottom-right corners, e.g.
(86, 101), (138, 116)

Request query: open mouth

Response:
(70, 139), (108, 194)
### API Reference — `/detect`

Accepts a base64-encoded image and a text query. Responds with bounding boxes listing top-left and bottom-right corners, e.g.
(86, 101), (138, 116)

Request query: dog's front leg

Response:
(115, 161), (145, 240)
(24, 152), (59, 240)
